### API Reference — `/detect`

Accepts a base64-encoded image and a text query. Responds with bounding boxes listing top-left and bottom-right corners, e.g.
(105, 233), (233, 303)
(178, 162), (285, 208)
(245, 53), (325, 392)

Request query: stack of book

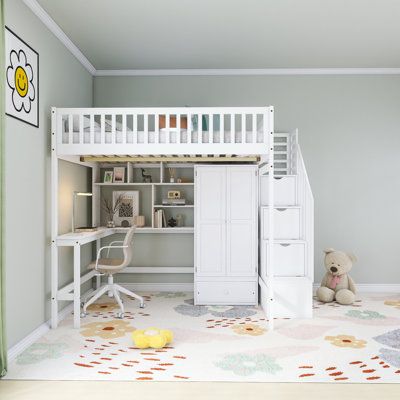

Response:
(154, 209), (167, 228)
(162, 198), (186, 206)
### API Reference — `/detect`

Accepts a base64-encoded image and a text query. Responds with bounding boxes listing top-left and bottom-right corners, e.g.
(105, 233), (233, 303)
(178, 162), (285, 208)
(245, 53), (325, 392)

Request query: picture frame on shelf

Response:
(104, 171), (113, 183)
(113, 167), (125, 183)
(112, 191), (139, 227)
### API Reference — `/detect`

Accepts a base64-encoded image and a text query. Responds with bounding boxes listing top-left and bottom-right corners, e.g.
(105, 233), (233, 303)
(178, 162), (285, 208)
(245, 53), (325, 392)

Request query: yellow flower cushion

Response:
(132, 327), (173, 349)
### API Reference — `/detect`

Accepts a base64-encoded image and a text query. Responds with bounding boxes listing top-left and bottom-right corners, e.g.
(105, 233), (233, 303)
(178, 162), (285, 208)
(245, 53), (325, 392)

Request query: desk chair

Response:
(81, 226), (144, 318)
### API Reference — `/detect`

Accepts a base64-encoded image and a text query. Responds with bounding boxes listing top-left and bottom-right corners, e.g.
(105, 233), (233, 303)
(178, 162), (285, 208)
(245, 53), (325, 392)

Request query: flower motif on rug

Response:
(154, 292), (187, 299)
(384, 300), (400, 310)
(17, 343), (68, 365)
(174, 299), (257, 318)
(373, 329), (400, 350)
(345, 310), (386, 320)
(215, 353), (282, 376)
(325, 335), (367, 349)
(86, 302), (120, 312)
(231, 323), (266, 336)
(80, 319), (135, 339)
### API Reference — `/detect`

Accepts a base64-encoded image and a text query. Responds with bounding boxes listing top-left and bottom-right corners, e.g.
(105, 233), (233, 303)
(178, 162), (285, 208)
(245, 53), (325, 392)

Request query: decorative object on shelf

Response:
(167, 190), (181, 199)
(176, 214), (184, 227)
(177, 178), (182, 183)
(168, 168), (176, 183)
(102, 192), (125, 228)
(141, 168), (152, 183)
(134, 215), (145, 227)
(113, 167), (125, 183)
(167, 217), (177, 227)
(72, 192), (93, 232)
(316, 248), (357, 305)
(103, 171), (113, 183)
(113, 191), (139, 227)
(132, 327), (173, 349)
(5, 27), (39, 128)
(121, 220), (130, 227)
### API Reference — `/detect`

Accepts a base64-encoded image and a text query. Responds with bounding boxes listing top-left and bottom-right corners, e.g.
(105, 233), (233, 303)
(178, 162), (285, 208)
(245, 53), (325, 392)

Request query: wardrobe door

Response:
(226, 166), (257, 277)
(195, 166), (226, 276)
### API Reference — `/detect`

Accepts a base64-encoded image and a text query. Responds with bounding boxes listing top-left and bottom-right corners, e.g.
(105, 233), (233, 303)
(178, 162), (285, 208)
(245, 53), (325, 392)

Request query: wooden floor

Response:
(0, 381), (399, 400)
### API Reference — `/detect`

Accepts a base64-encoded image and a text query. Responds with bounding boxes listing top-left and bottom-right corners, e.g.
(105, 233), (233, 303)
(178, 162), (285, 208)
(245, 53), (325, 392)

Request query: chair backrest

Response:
(120, 225), (136, 269)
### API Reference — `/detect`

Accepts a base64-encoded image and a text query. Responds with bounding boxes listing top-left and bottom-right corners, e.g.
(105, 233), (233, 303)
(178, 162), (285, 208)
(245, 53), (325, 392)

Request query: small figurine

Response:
(141, 168), (152, 183)
(167, 217), (177, 227)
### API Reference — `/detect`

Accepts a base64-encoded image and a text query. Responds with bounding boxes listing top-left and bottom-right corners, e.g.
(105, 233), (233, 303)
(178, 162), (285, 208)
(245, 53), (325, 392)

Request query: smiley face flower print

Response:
(7, 49), (36, 113)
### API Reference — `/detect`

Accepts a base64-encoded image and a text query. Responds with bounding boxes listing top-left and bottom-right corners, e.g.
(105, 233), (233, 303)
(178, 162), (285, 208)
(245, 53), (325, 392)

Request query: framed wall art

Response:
(5, 27), (39, 128)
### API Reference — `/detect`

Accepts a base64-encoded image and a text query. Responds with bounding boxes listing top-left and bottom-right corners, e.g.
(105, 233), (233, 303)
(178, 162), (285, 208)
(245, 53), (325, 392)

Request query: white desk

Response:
(54, 228), (117, 329)
(53, 226), (195, 329)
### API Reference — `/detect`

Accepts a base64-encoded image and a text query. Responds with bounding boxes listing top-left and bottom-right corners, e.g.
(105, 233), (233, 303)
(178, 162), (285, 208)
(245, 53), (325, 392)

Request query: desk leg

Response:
(95, 239), (101, 290)
(51, 242), (58, 329)
(73, 243), (81, 329)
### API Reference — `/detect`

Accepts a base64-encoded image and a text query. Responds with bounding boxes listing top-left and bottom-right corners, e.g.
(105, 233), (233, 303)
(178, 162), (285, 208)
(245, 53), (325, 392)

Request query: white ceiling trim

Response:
(23, 0), (96, 75)
(95, 68), (400, 76)
(22, 1), (400, 77)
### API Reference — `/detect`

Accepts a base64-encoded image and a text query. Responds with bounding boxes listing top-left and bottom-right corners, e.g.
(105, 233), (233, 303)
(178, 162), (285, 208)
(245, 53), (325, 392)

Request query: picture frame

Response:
(113, 167), (125, 183)
(112, 191), (139, 227)
(104, 171), (113, 183)
(5, 26), (39, 128)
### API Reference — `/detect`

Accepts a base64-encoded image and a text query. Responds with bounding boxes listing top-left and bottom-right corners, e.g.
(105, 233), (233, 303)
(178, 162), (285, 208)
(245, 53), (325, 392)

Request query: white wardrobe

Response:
(194, 165), (258, 305)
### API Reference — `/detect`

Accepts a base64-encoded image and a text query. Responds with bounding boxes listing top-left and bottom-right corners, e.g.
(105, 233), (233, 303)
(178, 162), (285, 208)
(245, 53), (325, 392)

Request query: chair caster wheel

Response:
(80, 302), (85, 308)
(116, 312), (124, 319)
(80, 312), (87, 318)
(140, 303), (145, 309)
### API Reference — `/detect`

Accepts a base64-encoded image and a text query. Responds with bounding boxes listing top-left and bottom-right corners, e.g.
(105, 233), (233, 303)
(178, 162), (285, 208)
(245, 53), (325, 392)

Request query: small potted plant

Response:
(102, 193), (124, 228)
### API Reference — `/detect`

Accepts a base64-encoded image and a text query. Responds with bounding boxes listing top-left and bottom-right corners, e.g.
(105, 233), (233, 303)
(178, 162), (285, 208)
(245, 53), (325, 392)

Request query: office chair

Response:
(81, 226), (144, 318)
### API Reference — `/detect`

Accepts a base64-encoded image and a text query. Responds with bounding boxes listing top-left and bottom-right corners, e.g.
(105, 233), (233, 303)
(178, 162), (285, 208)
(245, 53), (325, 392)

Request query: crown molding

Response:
(95, 68), (400, 77)
(23, 0), (96, 75)
(21, 1), (400, 77)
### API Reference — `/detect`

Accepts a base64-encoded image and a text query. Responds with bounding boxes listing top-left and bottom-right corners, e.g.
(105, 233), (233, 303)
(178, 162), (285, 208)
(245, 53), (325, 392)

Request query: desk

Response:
(52, 227), (195, 329)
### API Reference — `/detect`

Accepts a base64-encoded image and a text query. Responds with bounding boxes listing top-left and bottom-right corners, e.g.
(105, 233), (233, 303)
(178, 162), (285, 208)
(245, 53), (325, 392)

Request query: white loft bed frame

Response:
(51, 106), (285, 329)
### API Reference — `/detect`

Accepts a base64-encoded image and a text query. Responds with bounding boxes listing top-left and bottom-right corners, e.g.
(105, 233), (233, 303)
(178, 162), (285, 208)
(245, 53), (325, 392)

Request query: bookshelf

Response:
(93, 162), (195, 233)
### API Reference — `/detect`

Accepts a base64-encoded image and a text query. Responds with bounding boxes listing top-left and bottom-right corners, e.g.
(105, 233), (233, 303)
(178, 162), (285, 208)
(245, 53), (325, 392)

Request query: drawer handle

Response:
(276, 208), (287, 212)
(273, 177), (283, 180)
(279, 243), (291, 247)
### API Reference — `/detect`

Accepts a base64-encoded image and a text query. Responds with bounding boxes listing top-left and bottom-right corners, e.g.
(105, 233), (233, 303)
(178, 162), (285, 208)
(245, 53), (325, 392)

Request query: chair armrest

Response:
(106, 241), (124, 257)
(95, 245), (128, 271)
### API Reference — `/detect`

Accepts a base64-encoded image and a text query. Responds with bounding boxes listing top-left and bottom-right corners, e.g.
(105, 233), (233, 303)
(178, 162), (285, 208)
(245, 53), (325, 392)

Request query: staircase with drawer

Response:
(259, 131), (314, 319)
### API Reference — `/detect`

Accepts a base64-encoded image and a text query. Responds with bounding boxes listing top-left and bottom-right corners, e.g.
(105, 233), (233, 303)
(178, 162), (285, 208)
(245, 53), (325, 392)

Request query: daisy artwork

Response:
(5, 27), (39, 127)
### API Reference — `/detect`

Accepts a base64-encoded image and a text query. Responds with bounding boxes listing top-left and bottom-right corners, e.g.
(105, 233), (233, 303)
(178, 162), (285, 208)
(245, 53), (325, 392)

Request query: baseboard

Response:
(313, 283), (400, 293)
(121, 282), (194, 292)
(7, 288), (94, 363)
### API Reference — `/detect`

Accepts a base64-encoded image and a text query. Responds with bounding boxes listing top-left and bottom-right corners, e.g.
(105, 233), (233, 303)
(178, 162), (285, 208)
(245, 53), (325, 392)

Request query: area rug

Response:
(5, 292), (400, 382)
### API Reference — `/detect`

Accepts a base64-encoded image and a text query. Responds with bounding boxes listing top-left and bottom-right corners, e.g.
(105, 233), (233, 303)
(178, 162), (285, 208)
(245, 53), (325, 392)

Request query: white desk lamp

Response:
(72, 192), (96, 232)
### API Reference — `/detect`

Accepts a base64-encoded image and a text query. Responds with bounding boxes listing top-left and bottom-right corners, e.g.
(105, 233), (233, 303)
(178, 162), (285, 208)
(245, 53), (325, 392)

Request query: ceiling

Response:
(36, 0), (400, 70)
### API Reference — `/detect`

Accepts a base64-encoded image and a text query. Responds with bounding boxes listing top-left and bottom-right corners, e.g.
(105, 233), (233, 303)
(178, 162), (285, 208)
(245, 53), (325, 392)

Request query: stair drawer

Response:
(261, 241), (305, 277)
(260, 176), (296, 206)
(261, 207), (301, 239)
(195, 281), (257, 305)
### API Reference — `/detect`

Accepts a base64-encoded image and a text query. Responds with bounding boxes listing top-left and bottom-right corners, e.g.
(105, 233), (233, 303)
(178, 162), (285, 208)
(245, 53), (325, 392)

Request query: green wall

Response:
(5, 0), (93, 347)
(94, 74), (400, 285)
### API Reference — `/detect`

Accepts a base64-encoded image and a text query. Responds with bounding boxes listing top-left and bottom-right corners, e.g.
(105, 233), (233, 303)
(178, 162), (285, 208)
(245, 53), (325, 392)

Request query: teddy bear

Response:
(316, 248), (357, 305)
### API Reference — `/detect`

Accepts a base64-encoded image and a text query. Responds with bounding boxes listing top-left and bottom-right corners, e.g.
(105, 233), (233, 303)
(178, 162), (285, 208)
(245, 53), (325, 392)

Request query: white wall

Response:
(5, 0), (93, 347)
(94, 74), (400, 285)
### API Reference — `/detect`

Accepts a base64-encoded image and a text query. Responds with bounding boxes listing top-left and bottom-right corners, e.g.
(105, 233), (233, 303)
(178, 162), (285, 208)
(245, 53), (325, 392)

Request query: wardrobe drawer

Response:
(261, 241), (305, 277)
(261, 207), (301, 240)
(195, 281), (257, 305)
(260, 176), (296, 206)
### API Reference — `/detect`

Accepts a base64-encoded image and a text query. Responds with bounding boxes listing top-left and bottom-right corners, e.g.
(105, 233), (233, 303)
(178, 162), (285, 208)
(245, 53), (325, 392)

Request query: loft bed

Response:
(51, 106), (313, 331)
(52, 107), (274, 160)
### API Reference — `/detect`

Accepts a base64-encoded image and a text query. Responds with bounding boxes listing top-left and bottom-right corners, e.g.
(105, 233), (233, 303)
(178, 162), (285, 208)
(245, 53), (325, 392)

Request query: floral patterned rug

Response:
(6, 292), (400, 382)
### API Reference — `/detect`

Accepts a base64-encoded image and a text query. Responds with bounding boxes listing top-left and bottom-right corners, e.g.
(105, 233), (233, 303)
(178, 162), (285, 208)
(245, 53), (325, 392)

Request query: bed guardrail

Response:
(52, 107), (273, 156)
